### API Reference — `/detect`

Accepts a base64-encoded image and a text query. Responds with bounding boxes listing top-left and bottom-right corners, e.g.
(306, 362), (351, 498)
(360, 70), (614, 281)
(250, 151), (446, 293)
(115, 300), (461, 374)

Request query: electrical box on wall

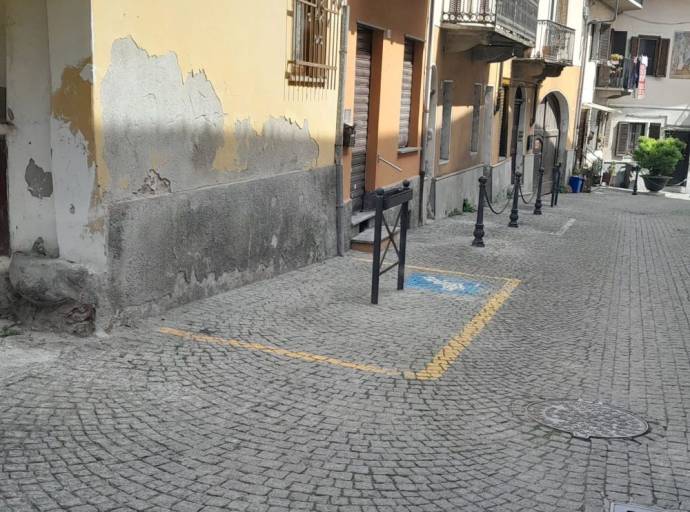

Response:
(343, 109), (355, 147)
(343, 123), (356, 147)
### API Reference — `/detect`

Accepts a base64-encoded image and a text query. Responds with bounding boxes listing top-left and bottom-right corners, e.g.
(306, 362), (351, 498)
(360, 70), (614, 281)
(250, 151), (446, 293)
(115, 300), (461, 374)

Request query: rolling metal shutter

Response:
(398, 39), (415, 148)
(351, 27), (373, 210)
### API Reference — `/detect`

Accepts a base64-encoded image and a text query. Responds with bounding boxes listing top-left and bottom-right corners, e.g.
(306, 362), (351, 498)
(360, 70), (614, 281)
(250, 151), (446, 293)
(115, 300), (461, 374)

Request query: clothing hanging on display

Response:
(638, 54), (647, 99)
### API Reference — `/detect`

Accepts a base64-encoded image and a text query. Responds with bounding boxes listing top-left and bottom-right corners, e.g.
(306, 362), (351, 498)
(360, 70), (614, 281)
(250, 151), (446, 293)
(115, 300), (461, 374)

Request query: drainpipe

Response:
(419, 0), (437, 225)
(574, 0), (620, 165)
(334, 3), (350, 256)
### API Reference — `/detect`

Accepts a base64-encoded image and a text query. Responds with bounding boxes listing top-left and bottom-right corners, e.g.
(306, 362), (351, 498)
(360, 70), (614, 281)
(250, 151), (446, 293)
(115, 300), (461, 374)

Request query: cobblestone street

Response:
(2, 190), (690, 512)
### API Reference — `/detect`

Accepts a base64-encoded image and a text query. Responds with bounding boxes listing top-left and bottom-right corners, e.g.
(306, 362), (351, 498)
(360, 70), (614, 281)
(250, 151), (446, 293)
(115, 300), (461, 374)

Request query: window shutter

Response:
(440, 80), (453, 161)
(629, 36), (639, 58)
(597, 24), (612, 61)
(648, 123), (661, 139)
(398, 39), (415, 148)
(556, 0), (569, 25)
(601, 112), (611, 148)
(616, 123), (630, 156)
(655, 38), (670, 77)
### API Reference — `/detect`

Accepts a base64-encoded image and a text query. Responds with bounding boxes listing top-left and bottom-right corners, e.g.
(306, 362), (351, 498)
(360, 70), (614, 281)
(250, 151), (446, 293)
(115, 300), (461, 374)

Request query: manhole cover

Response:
(526, 399), (648, 439)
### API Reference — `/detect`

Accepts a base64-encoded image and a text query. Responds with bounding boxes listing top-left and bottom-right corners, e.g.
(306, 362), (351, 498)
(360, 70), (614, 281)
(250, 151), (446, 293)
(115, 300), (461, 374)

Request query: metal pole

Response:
(534, 167), (544, 215)
(509, 171), (522, 228)
(632, 165), (640, 195)
(371, 189), (384, 305)
(472, 176), (487, 247)
(554, 163), (561, 206)
(333, 4), (350, 256)
(397, 181), (411, 291)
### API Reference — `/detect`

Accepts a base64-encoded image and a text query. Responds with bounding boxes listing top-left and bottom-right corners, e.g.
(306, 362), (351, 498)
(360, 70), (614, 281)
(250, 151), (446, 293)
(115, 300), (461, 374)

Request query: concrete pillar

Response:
(46, 0), (104, 270)
(5, 0), (58, 255)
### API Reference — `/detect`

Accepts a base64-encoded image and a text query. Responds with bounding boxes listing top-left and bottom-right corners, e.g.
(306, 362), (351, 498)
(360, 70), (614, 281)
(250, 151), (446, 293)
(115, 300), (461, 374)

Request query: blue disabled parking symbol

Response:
(406, 273), (485, 297)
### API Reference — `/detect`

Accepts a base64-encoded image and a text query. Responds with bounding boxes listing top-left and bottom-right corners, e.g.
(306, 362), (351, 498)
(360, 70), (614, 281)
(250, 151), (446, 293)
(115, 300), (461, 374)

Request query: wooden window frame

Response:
(398, 38), (421, 149)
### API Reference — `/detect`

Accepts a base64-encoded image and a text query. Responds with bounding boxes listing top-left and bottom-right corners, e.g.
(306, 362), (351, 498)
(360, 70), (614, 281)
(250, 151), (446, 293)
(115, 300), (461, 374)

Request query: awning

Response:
(583, 102), (620, 113)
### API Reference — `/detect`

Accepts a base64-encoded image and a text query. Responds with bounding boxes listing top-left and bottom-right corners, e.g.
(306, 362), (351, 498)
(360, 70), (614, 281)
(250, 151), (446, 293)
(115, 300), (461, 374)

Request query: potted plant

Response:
(633, 136), (686, 192)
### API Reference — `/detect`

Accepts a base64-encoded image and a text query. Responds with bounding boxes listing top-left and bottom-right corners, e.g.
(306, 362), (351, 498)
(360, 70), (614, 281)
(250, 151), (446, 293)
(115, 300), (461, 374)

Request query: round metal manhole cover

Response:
(526, 399), (648, 439)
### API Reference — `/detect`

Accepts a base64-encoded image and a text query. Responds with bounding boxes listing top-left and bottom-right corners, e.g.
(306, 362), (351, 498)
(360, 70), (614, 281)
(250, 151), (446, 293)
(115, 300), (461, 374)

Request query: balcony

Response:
(441, 0), (538, 55)
(530, 20), (575, 66)
(595, 58), (634, 98)
(599, 0), (643, 11)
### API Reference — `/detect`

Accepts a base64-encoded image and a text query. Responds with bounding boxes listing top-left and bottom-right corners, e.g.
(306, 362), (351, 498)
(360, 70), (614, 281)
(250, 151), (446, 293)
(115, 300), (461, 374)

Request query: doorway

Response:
(534, 94), (561, 195)
(666, 130), (690, 186)
(510, 87), (524, 181)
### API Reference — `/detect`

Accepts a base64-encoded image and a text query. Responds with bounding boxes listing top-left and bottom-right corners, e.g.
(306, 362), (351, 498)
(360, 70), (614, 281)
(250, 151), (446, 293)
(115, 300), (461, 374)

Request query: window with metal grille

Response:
(289, 0), (340, 88)
(471, 83), (483, 153)
(398, 39), (416, 148)
(615, 122), (646, 155)
(440, 80), (453, 162)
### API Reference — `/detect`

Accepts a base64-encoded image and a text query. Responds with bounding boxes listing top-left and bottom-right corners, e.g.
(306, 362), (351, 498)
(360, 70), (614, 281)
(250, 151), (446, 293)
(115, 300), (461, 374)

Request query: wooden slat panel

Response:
(398, 39), (415, 148)
(351, 27), (373, 208)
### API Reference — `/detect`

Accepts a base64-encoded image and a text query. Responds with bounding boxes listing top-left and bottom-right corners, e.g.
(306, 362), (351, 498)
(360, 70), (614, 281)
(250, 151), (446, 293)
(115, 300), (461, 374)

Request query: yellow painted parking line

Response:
(158, 264), (520, 382)
(413, 278), (520, 381)
(158, 327), (401, 377)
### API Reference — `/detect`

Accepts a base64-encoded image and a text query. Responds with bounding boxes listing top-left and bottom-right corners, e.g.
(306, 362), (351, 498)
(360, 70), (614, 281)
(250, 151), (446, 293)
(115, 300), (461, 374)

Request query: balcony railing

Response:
(442, 0), (538, 47)
(530, 20), (575, 65)
(596, 58), (633, 90)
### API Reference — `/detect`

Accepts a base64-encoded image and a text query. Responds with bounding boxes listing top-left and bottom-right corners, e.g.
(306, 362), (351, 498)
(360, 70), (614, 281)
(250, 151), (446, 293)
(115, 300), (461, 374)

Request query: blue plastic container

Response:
(568, 175), (584, 193)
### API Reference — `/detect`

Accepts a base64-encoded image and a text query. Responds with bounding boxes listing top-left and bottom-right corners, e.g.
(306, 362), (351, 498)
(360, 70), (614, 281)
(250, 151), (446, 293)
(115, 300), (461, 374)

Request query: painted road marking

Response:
(406, 273), (486, 297)
(413, 278), (520, 381)
(553, 218), (576, 236)
(158, 327), (402, 377)
(159, 263), (520, 381)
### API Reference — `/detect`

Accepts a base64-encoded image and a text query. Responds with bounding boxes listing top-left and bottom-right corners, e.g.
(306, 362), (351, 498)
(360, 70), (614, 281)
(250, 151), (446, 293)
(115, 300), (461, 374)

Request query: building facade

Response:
(342, 0), (430, 250)
(579, 0), (690, 190)
(427, 0), (586, 221)
(1, 0), (344, 332)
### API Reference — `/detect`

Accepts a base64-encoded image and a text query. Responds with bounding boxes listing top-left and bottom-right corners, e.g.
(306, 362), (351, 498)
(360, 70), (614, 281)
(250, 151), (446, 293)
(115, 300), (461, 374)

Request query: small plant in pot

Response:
(633, 136), (686, 192)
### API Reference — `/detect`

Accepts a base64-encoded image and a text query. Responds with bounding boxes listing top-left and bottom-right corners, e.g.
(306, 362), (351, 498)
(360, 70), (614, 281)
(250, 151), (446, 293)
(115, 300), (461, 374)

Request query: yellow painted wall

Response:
(90, 0), (339, 196)
(433, 49), (489, 176)
(343, 0), (428, 195)
(538, 66), (583, 148)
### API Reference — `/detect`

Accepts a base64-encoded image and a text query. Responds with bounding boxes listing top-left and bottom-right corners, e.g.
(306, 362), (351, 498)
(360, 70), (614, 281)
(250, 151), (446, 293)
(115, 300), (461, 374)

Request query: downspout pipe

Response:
(419, 0), (436, 225)
(334, 3), (350, 256)
(574, 0), (620, 165)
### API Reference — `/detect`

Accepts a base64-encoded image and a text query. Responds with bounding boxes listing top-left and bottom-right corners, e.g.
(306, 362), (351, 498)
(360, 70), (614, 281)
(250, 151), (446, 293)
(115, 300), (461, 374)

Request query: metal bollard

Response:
(508, 171), (522, 228)
(632, 165), (640, 195)
(534, 167), (544, 215)
(472, 176), (487, 247)
(551, 163), (561, 207)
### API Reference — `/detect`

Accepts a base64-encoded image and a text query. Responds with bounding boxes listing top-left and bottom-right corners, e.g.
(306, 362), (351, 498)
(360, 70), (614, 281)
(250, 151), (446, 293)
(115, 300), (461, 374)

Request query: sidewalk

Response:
(2, 190), (690, 512)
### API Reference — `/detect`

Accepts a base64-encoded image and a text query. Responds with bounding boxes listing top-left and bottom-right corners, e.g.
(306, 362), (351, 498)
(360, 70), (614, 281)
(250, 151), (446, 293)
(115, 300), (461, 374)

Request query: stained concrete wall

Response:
(5, 0), (58, 255)
(108, 166), (337, 318)
(86, 0), (340, 320)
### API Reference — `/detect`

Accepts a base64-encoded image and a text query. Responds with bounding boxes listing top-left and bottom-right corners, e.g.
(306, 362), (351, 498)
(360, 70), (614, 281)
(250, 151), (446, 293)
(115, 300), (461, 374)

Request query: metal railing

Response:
(596, 58), (633, 90)
(530, 20), (575, 65)
(442, 0), (538, 47)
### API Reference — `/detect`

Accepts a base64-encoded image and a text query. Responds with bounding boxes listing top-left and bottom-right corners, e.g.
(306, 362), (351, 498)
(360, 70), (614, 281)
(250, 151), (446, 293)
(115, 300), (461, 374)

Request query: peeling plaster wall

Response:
(5, 0), (58, 255)
(90, 1), (340, 318)
(46, 0), (105, 270)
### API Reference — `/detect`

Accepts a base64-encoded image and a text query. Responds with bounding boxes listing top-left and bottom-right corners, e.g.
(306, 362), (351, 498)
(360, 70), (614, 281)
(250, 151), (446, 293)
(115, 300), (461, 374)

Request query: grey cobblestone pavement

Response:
(2, 189), (690, 511)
